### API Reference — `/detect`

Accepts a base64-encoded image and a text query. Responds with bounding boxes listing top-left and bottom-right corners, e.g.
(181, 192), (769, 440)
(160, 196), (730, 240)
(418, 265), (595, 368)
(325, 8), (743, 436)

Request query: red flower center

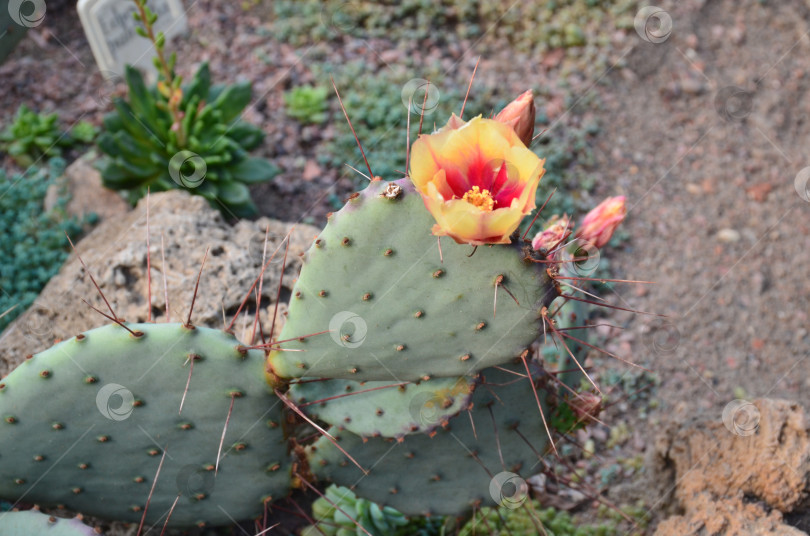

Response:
(441, 155), (520, 210)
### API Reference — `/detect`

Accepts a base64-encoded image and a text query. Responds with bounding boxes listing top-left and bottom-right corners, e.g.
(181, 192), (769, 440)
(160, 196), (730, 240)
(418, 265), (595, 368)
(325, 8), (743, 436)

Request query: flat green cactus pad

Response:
(0, 322), (290, 528)
(306, 361), (553, 516)
(268, 179), (556, 382)
(289, 375), (476, 438)
(0, 510), (100, 535)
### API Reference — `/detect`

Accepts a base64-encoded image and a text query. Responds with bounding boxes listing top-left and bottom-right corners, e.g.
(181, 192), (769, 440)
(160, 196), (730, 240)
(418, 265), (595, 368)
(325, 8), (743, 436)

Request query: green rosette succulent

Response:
(97, 63), (279, 218)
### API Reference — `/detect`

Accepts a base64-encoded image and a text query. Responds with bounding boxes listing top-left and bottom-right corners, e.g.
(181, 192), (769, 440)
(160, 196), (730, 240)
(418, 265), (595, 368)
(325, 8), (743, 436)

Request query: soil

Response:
(4, 0), (810, 534)
(602, 0), (810, 411)
(586, 0), (810, 530)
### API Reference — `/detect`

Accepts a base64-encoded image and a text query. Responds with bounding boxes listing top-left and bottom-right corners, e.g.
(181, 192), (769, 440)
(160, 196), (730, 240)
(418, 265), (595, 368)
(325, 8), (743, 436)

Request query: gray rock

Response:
(44, 151), (130, 222)
(0, 190), (320, 376)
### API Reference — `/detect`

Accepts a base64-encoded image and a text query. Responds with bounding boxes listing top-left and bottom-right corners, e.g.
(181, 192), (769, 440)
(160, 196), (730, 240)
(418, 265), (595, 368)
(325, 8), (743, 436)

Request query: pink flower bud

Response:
(577, 196), (626, 249)
(494, 90), (536, 147)
(531, 215), (572, 253)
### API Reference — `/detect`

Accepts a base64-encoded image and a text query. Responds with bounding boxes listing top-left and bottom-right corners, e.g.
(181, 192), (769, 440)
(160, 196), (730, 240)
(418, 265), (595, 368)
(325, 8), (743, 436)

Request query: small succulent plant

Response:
(1, 105), (67, 168)
(301, 485), (411, 536)
(0, 158), (86, 333)
(95, 0), (279, 218)
(460, 500), (619, 536)
(68, 121), (99, 145)
(96, 63), (279, 217)
(0, 106), (96, 168)
(285, 85), (329, 125)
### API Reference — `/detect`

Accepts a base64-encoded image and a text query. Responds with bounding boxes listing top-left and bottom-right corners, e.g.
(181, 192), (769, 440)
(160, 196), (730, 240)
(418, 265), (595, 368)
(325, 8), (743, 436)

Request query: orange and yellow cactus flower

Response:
(409, 115), (545, 245)
(577, 196), (627, 248)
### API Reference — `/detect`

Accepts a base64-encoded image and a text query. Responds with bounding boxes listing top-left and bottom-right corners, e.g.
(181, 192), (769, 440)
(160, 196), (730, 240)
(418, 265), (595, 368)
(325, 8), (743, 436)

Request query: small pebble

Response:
(717, 229), (741, 243)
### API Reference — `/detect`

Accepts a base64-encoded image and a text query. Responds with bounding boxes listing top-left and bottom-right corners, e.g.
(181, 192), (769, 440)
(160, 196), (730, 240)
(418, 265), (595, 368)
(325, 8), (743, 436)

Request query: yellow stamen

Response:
(462, 186), (494, 212)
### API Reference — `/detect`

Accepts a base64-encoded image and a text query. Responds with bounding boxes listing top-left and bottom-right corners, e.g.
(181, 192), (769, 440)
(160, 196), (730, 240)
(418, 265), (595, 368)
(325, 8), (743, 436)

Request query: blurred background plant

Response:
(68, 120), (99, 144)
(459, 500), (631, 536)
(301, 486), (644, 536)
(0, 105), (97, 168)
(313, 60), (497, 206)
(285, 85), (330, 124)
(271, 0), (636, 63)
(95, 0), (279, 218)
(0, 158), (91, 333)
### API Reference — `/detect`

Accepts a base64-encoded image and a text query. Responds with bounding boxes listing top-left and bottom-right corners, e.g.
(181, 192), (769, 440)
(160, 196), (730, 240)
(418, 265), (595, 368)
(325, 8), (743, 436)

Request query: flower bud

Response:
(569, 392), (603, 425)
(531, 215), (572, 253)
(494, 90), (536, 147)
(442, 113), (466, 131)
(577, 196), (626, 249)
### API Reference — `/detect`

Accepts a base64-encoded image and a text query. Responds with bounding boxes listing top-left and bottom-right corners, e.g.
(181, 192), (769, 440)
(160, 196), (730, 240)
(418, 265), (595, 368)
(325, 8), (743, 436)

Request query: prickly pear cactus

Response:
(0, 85), (619, 530)
(0, 323), (291, 527)
(307, 361), (552, 516)
(0, 510), (100, 535)
(267, 178), (557, 383)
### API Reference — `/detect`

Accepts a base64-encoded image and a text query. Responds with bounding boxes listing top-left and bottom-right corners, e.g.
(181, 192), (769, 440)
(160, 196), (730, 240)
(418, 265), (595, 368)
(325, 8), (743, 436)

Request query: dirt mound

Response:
(651, 398), (810, 535)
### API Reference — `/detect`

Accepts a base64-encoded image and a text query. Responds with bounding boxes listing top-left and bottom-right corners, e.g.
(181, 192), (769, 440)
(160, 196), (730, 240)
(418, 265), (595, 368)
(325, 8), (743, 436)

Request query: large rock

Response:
(44, 150), (130, 221)
(655, 492), (806, 536)
(651, 398), (810, 535)
(0, 190), (320, 376)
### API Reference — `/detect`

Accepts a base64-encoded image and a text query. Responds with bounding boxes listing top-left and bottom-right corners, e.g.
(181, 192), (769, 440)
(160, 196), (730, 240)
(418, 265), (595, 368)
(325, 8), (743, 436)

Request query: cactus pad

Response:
(542, 297), (589, 390)
(268, 179), (556, 382)
(0, 511), (100, 535)
(289, 375), (476, 438)
(307, 361), (553, 516)
(0, 322), (290, 528)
